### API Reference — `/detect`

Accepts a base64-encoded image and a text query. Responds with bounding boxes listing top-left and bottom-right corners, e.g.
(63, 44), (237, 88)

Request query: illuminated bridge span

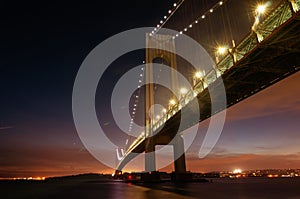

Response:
(117, 0), (300, 179)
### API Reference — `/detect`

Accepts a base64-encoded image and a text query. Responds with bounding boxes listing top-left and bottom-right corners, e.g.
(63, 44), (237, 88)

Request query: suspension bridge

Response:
(115, 0), (300, 181)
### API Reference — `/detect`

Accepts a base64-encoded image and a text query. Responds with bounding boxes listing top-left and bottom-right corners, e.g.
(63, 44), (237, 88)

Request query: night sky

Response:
(0, 0), (299, 178)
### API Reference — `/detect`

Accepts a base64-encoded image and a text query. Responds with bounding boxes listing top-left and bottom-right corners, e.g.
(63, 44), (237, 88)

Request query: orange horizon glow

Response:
(2, 153), (300, 178)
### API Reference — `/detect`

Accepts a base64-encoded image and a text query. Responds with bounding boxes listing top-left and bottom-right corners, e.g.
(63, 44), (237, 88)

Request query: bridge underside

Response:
(117, 9), (300, 171)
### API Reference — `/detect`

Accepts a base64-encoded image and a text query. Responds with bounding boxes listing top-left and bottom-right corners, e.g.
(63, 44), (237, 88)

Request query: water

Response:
(1, 178), (300, 199)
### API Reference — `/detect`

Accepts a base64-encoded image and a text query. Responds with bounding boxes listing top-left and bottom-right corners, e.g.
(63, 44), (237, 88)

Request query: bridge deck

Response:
(118, 1), (300, 170)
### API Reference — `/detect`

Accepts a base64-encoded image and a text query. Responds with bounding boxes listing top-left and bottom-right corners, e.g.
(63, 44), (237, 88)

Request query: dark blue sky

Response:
(0, 0), (181, 177)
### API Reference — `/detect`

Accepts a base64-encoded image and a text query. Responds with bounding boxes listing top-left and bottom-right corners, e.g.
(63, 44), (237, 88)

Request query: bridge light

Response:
(168, 10), (172, 14)
(169, 99), (176, 106)
(195, 71), (204, 79)
(219, 1), (223, 5)
(189, 24), (192, 28)
(256, 4), (267, 14)
(156, 115), (161, 120)
(217, 46), (228, 55)
(210, 9), (214, 13)
(173, 3), (177, 7)
(162, 108), (167, 113)
(160, 20), (163, 24)
(164, 16), (167, 19)
(180, 87), (188, 95)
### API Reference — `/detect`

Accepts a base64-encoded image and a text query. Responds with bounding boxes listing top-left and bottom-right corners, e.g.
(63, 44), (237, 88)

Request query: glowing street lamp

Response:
(217, 46), (228, 55)
(256, 4), (267, 14)
(252, 3), (270, 42)
(180, 87), (188, 95)
(169, 99), (176, 106)
(194, 70), (205, 86)
(215, 46), (229, 63)
(179, 87), (188, 99)
(256, 2), (270, 15)
(195, 71), (204, 79)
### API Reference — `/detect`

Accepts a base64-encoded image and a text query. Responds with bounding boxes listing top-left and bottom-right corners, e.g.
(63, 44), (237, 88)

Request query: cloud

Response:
(255, 146), (278, 151)
(0, 126), (13, 130)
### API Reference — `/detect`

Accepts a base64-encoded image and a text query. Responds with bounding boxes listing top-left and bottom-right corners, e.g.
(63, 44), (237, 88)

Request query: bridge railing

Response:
(296, 0), (300, 11)
(122, 0), (299, 160)
(254, 0), (293, 42)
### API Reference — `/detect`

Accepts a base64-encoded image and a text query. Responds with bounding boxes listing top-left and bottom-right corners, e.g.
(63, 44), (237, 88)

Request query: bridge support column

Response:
(145, 138), (156, 172)
(173, 135), (186, 174)
(172, 135), (193, 182)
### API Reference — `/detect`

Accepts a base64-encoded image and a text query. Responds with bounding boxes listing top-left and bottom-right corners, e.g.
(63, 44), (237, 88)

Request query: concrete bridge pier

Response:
(171, 135), (192, 181)
(173, 135), (186, 174)
(143, 137), (161, 182)
(143, 135), (191, 182)
(145, 137), (156, 172)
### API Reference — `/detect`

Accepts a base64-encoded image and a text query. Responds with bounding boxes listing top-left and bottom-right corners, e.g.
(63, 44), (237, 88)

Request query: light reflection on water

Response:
(110, 181), (193, 199)
(108, 178), (300, 199)
(1, 178), (300, 199)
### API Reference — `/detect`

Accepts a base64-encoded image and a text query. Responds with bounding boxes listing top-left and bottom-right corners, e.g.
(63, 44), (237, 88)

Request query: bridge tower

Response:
(145, 33), (187, 175)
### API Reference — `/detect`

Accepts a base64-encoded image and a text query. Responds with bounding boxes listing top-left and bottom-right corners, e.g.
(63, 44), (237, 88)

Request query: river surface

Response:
(1, 177), (300, 199)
